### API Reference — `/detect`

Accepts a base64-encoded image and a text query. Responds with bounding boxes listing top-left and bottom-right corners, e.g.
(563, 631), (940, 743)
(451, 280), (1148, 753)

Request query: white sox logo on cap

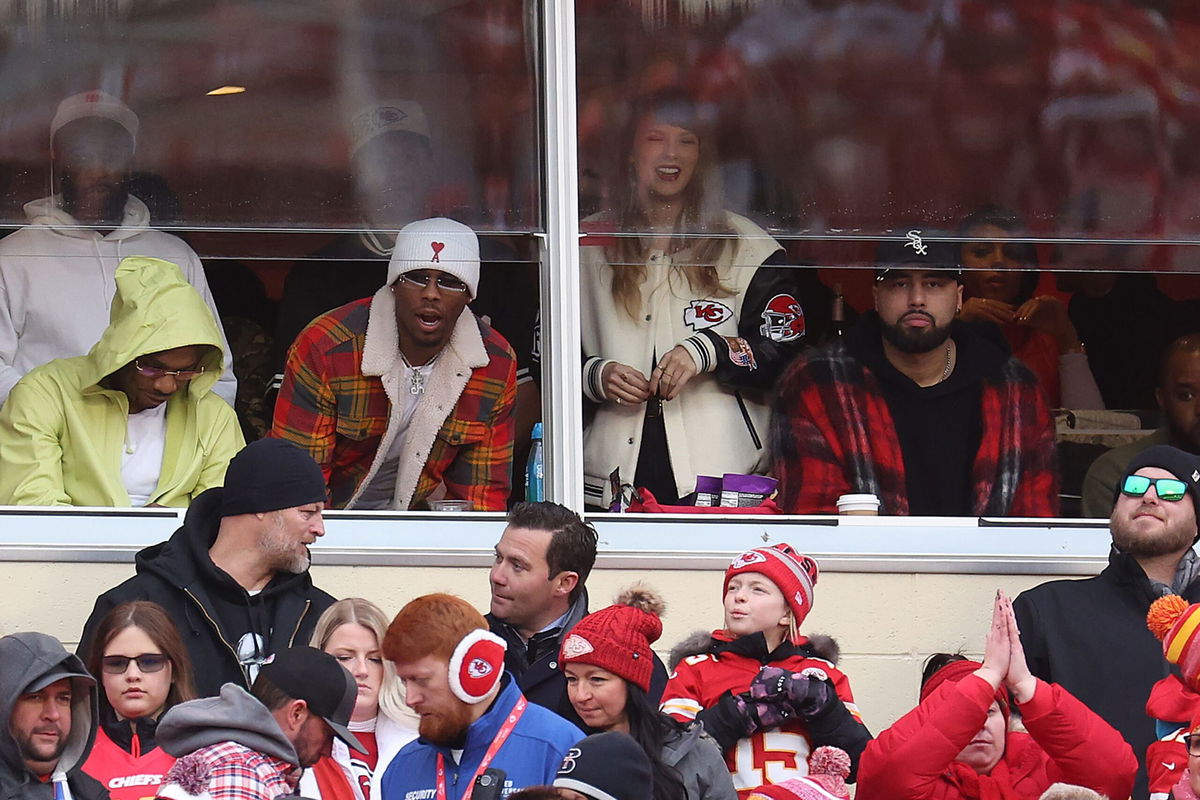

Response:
(448, 629), (507, 704)
(561, 634), (595, 659)
(731, 550), (767, 569)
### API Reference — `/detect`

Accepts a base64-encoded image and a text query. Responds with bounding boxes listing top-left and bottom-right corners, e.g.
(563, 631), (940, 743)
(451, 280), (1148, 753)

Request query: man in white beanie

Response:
(0, 90), (236, 409)
(270, 101), (540, 503)
(271, 217), (518, 511)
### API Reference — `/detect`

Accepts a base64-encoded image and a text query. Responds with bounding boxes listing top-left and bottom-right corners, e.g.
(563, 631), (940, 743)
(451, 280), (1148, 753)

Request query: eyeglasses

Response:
(101, 654), (169, 674)
(134, 360), (205, 381)
(397, 272), (469, 294)
(1185, 734), (1200, 757)
(1121, 474), (1189, 502)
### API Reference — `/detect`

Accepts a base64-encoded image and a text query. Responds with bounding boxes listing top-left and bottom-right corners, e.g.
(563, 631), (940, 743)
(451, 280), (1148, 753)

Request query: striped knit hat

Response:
(725, 543), (819, 630)
(1148, 594), (1200, 690)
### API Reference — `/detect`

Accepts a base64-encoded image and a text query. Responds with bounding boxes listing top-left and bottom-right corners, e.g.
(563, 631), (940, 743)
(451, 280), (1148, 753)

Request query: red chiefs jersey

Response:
(82, 726), (176, 800)
(661, 632), (862, 797)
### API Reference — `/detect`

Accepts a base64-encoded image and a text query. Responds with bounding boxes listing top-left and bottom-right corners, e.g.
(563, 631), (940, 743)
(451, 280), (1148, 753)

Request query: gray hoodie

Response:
(155, 684), (297, 766)
(0, 633), (106, 800)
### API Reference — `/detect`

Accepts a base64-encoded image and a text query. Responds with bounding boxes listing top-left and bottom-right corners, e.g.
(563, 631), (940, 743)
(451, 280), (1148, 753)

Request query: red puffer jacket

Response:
(856, 674), (1135, 800)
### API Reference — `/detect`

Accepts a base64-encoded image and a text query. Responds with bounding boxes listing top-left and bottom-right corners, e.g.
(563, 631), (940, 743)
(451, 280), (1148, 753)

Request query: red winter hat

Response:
(749, 747), (851, 800)
(725, 544), (819, 628)
(559, 585), (664, 692)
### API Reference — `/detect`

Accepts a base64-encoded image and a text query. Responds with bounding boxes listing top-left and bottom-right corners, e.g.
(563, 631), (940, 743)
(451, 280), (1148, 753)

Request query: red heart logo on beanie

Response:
(430, 241), (445, 263)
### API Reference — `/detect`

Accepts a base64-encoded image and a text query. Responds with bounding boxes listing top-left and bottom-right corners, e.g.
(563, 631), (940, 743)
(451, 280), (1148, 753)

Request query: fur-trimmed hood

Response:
(668, 629), (841, 671)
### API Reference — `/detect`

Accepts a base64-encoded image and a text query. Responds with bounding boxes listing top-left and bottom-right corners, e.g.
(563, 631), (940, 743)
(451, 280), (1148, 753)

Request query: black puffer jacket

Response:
(78, 487), (334, 697)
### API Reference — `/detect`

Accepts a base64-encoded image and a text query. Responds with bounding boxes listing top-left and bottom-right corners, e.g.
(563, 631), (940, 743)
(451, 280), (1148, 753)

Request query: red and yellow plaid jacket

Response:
(271, 297), (517, 510)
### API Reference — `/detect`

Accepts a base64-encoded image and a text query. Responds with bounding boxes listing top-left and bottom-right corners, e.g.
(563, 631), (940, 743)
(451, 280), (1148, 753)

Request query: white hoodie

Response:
(0, 194), (236, 406)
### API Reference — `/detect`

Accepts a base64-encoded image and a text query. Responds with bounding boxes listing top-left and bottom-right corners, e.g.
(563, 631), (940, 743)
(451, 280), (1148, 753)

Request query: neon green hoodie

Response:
(0, 256), (244, 506)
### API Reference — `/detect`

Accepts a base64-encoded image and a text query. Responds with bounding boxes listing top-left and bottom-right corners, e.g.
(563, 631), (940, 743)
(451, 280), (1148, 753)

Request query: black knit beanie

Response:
(1118, 445), (1200, 513)
(553, 732), (652, 800)
(220, 439), (326, 517)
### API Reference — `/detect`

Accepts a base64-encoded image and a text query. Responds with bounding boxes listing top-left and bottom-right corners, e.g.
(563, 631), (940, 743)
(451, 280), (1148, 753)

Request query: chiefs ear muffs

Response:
(448, 629), (507, 704)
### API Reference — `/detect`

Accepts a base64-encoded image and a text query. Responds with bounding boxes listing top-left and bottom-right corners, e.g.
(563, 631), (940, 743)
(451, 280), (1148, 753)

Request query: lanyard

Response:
(436, 696), (527, 800)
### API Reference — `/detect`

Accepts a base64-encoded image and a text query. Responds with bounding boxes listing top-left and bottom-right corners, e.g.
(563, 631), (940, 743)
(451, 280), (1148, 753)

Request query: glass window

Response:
(577, 0), (1200, 518)
(0, 0), (544, 512)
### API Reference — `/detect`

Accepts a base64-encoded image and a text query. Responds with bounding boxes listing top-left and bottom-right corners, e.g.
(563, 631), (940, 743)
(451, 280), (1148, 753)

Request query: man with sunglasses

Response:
(0, 256), (243, 506)
(272, 217), (517, 510)
(1015, 445), (1200, 800)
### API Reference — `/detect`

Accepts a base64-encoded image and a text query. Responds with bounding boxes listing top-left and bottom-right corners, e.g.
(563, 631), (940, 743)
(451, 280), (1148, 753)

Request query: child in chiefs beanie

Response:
(558, 585), (737, 800)
(1143, 595), (1200, 796)
(659, 544), (870, 798)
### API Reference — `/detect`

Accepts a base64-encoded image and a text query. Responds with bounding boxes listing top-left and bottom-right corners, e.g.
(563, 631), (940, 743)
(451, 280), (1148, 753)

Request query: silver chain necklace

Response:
(940, 341), (953, 382)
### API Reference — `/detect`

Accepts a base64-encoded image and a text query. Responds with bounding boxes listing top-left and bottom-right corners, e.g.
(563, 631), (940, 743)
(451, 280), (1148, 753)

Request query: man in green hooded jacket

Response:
(0, 256), (243, 506)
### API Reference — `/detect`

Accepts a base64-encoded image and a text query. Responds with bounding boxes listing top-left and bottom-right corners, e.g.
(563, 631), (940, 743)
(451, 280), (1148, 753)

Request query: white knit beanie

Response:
(51, 91), (139, 145)
(386, 217), (480, 298)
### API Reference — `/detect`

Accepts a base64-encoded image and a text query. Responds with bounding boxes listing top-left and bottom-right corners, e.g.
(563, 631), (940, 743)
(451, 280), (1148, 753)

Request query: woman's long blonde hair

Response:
(608, 90), (735, 319)
(309, 597), (410, 722)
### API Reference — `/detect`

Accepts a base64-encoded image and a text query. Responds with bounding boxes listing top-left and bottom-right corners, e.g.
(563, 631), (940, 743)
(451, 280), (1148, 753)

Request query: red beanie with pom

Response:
(559, 584), (664, 692)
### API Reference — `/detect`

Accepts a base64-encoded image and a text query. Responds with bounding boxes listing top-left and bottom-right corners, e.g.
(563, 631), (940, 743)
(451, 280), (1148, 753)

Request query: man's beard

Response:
(879, 312), (953, 355)
(60, 174), (128, 227)
(260, 516), (310, 574)
(1111, 507), (1196, 559)
(418, 700), (475, 746)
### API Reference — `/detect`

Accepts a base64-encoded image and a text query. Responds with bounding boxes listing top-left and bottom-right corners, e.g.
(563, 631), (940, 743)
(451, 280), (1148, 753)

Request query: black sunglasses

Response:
(100, 654), (169, 674)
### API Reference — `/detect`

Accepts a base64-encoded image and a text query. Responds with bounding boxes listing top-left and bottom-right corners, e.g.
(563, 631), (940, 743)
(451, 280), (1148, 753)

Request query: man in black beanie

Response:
(78, 438), (336, 696)
(1016, 444), (1200, 800)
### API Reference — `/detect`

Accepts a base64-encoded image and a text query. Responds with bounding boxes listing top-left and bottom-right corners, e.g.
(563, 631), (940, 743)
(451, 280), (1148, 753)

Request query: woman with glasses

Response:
(0, 256), (244, 506)
(81, 601), (196, 800)
(300, 598), (417, 800)
(579, 90), (809, 508)
(956, 206), (1102, 410)
(856, 591), (1136, 800)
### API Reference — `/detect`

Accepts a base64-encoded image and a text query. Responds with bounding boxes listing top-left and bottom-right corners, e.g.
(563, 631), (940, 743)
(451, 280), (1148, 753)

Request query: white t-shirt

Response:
(121, 403), (168, 506)
(355, 360), (436, 509)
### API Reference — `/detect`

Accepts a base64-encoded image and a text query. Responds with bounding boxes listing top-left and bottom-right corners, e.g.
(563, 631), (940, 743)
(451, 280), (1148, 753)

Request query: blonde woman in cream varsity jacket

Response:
(580, 211), (808, 507)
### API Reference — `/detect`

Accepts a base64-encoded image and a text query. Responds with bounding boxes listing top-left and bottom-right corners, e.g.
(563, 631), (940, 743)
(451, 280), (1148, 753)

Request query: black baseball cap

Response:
(256, 646), (366, 754)
(874, 229), (963, 283)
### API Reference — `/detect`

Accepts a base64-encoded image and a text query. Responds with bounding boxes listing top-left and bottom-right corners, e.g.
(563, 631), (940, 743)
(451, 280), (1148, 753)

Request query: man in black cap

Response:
(771, 228), (1057, 516)
(1015, 444), (1200, 800)
(79, 438), (336, 696)
(155, 646), (365, 800)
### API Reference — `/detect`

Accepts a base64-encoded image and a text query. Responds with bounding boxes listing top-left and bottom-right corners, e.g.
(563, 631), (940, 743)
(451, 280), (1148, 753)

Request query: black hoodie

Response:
(77, 488), (334, 697)
(0, 633), (107, 800)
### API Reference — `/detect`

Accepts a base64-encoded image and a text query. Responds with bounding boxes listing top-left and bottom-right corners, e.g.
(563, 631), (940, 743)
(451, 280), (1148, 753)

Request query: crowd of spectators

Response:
(6, 440), (1200, 799)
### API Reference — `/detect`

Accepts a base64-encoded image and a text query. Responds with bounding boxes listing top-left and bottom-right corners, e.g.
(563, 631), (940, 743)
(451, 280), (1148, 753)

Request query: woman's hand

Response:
(601, 362), (652, 406)
(1000, 591), (1037, 703)
(960, 297), (1016, 326)
(1015, 295), (1084, 354)
(975, 590), (1010, 690)
(650, 345), (699, 401)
